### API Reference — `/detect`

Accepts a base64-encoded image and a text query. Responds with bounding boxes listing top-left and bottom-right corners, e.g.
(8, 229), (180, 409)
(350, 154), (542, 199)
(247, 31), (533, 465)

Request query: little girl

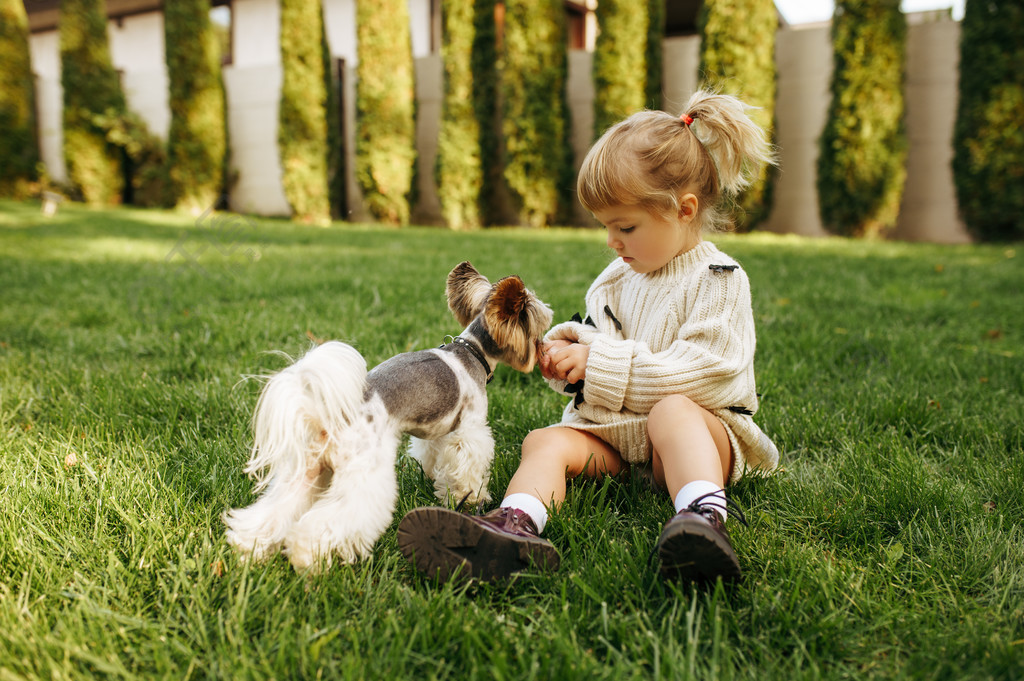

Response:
(398, 90), (780, 584)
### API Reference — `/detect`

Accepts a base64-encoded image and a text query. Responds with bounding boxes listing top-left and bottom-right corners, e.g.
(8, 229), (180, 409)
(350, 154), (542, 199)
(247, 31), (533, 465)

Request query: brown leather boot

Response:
(398, 506), (559, 583)
(656, 500), (743, 582)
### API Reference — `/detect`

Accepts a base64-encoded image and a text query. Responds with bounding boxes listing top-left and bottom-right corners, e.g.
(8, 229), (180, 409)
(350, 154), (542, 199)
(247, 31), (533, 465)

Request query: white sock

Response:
(500, 493), (549, 534)
(674, 480), (727, 522)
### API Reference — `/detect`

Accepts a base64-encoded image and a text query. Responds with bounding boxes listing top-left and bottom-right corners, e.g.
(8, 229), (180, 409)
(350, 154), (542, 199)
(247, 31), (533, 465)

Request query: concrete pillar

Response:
(892, 19), (970, 243)
(662, 35), (700, 115)
(225, 0), (290, 216)
(567, 49), (596, 225)
(412, 54), (444, 225)
(763, 25), (831, 238)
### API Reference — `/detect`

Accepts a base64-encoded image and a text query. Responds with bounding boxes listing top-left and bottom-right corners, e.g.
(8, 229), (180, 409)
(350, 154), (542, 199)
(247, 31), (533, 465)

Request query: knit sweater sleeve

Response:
(540, 261), (626, 396)
(580, 266), (757, 414)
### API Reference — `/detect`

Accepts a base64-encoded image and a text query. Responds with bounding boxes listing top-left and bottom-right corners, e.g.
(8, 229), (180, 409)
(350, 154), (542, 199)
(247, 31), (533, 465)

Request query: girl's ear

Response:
(678, 193), (699, 222)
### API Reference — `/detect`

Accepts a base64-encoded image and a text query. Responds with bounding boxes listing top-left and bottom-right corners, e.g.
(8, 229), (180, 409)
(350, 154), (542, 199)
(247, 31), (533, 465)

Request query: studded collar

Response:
(442, 336), (493, 383)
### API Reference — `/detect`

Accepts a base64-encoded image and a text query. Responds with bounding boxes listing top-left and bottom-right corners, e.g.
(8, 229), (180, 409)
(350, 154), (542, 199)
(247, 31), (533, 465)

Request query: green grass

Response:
(1, 199), (1022, 680)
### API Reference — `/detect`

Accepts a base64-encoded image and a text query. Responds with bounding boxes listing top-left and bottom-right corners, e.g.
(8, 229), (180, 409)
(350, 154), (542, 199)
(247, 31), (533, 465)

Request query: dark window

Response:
(565, 1), (588, 50)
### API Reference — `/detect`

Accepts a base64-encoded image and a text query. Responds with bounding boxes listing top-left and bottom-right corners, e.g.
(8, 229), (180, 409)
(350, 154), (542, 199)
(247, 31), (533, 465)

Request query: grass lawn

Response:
(1, 199), (1022, 680)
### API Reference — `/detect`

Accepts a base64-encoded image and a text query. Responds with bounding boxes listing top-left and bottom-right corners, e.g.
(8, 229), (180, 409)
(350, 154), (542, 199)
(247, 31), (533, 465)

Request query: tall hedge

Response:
(502, 0), (570, 227)
(437, 0), (483, 229)
(323, 18), (343, 219)
(356, 0), (416, 224)
(698, 0), (777, 231)
(593, 0), (648, 138)
(60, 0), (127, 205)
(952, 0), (1024, 241)
(472, 0), (500, 225)
(279, 0), (330, 225)
(0, 0), (39, 196)
(165, 0), (226, 214)
(645, 0), (665, 110)
(817, 0), (907, 238)
(99, 107), (169, 207)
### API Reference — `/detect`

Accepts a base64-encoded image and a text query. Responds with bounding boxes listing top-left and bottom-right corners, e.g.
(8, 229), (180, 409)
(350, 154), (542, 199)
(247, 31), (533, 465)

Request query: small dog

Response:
(224, 262), (552, 571)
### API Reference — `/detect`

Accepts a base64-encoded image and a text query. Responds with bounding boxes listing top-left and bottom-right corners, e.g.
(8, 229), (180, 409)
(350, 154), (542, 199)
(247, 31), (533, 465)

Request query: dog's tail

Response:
(224, 341), (368, 560)
(247, 341), (368, 487)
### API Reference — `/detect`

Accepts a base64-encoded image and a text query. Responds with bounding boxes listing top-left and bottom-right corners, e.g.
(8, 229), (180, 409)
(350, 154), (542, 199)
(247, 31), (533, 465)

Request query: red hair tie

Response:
(681, 113), (694, 126)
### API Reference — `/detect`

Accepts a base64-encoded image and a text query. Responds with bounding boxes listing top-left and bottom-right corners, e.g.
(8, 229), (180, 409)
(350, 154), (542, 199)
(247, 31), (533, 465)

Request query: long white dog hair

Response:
(224, 262), (552, 572)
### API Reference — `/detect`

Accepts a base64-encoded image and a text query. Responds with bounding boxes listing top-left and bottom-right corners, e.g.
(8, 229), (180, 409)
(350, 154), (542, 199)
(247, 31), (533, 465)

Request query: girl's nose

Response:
(606, 232), (621, 250)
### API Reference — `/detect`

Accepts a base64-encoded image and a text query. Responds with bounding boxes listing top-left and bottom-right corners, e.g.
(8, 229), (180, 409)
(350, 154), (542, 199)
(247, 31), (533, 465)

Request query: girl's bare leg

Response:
(505, 426), (625, 507)
(648, 394), (732, 499)
(647, 394), (741, 582)
(396, 426), (618, 582)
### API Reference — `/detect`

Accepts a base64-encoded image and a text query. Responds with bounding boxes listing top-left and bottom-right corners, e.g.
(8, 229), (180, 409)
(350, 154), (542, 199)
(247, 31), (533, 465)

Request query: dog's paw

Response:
(285, 539), (329, 573)
(439, 485), (492, 507)
(283, 524), (331, 572)
(223, 515), (284, 563)
(469, 489), (493, 506)
(226, 539), (282, 564)
(285, 530), (374, 572)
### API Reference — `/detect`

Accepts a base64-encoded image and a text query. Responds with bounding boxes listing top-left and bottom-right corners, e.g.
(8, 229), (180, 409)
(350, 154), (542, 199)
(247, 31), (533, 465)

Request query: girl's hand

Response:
(539, 340), (571, 379)
(542, 341), (589, 384)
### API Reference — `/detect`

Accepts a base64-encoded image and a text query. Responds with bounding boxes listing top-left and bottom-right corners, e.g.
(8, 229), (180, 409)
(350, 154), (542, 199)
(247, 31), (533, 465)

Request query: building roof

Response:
(25, 0), (163, 31)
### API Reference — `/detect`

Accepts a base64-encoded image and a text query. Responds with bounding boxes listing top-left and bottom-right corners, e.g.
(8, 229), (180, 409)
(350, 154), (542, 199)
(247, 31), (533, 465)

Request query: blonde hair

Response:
(577, 90), (776, 232)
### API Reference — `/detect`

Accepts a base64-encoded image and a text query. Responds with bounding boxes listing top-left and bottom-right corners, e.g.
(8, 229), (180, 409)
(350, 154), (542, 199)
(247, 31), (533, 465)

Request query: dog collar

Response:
(442, 336), (493, 383)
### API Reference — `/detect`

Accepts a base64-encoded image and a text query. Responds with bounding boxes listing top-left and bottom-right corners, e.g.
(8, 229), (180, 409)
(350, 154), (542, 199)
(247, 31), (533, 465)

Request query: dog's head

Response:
(447, 261), (553, 373)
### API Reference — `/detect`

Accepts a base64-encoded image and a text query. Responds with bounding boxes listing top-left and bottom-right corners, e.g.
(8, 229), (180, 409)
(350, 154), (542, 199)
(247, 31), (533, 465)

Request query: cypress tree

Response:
(60, 0), (127, 205)
(164, 0), (227, 214)
(437, 0), (483, 229)
(472, 0), (500, 225)
(645, 0), (666, 110)
(323, 16), (343, 219)
(593, 0), (648, 138)
(103, 108), (170, 208)
(817, 0), (907, 238)
(502, 0), (570, 227)
(698, 0), (778, 231)
(952, 0), (1024, 241)
(356, 0), (416, 224)
(279, 0), (331, 225)
(0, 0), (39, 197)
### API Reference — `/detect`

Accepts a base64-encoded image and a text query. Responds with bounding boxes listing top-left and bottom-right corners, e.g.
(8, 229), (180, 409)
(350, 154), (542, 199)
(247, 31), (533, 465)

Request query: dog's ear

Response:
(447, 261), (492, 327)
(487, 275), (529, 318)
(484, 275), (532, 364)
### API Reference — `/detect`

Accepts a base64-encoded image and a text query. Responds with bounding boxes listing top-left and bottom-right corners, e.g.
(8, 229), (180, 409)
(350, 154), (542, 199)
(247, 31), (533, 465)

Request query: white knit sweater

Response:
(543, 240), (779, 483)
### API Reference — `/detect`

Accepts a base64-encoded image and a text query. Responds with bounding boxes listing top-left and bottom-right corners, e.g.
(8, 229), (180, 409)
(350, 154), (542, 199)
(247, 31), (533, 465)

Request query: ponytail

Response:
(681, 91), (776, 197)
(577, 89), (775, 232)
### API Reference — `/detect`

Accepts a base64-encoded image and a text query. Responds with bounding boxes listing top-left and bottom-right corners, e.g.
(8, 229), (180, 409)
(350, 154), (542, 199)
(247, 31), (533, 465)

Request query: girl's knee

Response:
(521, 427), (621, 478)
(521, 427), (570, 461)
(649, 394), (702, 427)
(647, 394), (718, 451)
(648, 394), (733, 485)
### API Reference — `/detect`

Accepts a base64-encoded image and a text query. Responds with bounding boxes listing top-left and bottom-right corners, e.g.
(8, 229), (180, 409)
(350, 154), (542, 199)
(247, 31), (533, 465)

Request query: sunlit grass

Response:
(1, 199), (1022, 680)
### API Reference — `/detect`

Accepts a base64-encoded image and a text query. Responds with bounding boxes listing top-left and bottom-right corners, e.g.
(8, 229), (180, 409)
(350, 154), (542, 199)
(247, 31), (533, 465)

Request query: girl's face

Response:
(593, 199), (699, 274)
